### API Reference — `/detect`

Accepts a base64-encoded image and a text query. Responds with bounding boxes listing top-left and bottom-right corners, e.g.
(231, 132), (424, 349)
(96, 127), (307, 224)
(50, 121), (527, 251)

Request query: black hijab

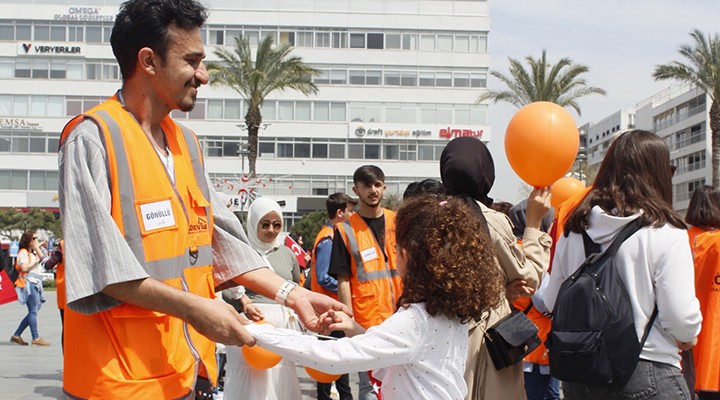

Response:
(440, 137), (494, 232)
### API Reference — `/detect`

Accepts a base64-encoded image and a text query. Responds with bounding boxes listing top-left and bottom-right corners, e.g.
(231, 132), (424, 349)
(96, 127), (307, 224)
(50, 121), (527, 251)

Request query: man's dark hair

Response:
(686, 185), (720, 229)
(353, 165), (385, 186)
(403, 179), (445, 200)
(326, 192), (357, 220)
(111, 0), (208, 80)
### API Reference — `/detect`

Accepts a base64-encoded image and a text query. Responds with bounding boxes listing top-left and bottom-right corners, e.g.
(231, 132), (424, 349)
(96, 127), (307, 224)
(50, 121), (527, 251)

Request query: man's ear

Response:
(352, 185), (359, 196)
(138, 47), (156, 75)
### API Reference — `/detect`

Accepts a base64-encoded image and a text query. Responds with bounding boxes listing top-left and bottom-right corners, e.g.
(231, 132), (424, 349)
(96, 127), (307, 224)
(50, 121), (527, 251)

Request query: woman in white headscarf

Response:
(224, 197), (302, 400)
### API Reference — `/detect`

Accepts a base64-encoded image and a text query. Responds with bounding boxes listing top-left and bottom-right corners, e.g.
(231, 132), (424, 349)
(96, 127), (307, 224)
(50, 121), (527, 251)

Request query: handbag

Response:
(484, 302), (540, 370)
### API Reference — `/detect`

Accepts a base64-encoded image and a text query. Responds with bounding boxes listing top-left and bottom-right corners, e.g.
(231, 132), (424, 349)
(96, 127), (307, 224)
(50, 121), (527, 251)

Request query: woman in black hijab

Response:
(440, 137), (552, 400)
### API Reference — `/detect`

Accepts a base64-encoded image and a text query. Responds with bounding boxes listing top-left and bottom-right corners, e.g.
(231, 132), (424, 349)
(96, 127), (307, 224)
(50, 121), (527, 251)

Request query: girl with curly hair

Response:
(245, 195), (505, 400)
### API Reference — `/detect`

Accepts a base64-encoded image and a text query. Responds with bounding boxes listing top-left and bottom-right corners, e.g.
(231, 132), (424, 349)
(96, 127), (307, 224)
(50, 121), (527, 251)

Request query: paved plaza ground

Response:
(0, 291), (357, 400)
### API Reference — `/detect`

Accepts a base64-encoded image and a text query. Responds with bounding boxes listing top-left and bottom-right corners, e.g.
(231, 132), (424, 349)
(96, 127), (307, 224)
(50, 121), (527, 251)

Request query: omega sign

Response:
(19, 43), (81, 55)
(54, 7), (115, 22)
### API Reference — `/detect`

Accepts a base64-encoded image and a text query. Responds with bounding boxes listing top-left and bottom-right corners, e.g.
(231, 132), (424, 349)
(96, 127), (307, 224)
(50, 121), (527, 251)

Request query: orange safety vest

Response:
(56, 240), (65, 310)
(688, 225), (707, 251)
(311, 224), (338, 299)
(60, 96), (216, 399)
(691, 230), (720, 392)
(13, 248), (32, 289)
(335, 210), (403, 329)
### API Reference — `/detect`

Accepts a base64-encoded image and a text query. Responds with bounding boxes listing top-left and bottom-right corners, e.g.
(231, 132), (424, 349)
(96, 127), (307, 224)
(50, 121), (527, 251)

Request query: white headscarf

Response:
(247, 197), (284, 256)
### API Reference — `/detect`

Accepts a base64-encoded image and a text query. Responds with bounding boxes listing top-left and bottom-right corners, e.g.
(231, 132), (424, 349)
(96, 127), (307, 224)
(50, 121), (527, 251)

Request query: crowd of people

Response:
(4, 0), (718, 399)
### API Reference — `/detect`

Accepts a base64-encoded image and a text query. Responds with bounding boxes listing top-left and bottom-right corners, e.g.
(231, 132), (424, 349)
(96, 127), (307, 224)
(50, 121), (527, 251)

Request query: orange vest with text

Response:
(60, 96), (217, 399)
(691, 230), (720, 392)
(311, 224), (338, 299)
(688, 225), (707, 251)
(336, 210), (403, 329)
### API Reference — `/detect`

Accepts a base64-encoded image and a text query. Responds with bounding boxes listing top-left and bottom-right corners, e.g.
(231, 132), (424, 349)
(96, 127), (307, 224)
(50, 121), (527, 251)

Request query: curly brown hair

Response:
(395, 195), (504, 323)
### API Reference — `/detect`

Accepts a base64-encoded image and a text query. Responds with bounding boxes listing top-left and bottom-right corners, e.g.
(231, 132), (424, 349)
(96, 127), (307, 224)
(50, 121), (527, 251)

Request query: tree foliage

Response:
(289, 210), (326, 249)
(0, 208), (62, 241)
(653, 29), (720, 187)
(478, 49), (606, 116)
(207, 36), (320, 177)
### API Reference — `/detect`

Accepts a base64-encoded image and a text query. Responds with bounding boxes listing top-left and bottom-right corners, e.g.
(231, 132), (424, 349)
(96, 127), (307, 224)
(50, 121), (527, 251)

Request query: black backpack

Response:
(546, 219), (657, 386)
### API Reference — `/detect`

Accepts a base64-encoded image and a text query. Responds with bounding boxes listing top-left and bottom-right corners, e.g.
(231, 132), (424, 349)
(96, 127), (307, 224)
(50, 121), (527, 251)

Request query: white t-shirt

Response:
(17, 249), (42, 275)
(246, 303), (468, 400)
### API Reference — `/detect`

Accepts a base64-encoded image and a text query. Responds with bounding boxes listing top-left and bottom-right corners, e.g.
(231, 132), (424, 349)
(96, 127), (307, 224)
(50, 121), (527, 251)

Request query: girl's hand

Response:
(526, 187), (552, 230)
(326, 310), (365, 337)
(677, 338), (697, 351)
(241, 296), (264, 322)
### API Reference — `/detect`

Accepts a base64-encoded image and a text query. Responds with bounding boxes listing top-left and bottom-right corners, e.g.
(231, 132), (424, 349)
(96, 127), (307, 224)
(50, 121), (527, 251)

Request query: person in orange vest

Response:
(329, 165), (403, 400)
(57, 1), (350, 398)
(310, 192), (357, 400)
(685, 185), (720, 400)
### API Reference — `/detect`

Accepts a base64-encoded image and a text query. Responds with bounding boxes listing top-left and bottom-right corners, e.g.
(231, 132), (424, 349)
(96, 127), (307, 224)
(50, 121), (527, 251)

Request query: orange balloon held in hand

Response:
(505, 102), (579, 187)
(550, 177), (586, 210)
(305, 366), (342, 383)
(242, 321), (283, 369)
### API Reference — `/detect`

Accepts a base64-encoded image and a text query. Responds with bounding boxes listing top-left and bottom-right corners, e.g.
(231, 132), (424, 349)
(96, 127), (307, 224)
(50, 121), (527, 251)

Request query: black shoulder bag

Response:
(485, 301), (540, 370)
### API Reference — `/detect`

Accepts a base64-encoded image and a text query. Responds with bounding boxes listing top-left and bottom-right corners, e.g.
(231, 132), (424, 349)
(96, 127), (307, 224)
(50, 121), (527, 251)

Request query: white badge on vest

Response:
(139, 200), (176, 232)
(360, 247), (379, 263)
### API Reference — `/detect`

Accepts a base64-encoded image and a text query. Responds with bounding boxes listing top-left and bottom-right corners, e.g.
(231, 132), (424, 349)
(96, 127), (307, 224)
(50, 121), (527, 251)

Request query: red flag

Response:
(285, 235), (308, 268)
(0, 269), (18, 306)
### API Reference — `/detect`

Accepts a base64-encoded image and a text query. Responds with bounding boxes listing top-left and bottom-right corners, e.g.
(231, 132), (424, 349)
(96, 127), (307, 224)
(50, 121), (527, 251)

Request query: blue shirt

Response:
(314, 224), (338, 292)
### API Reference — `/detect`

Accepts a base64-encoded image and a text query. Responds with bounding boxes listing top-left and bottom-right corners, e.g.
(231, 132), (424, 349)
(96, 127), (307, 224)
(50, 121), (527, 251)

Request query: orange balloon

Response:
(551, 177), (586, 210)
(505, 102), (579, 187)
(242, 321), (283, 369)
(305, 366), (342, 383)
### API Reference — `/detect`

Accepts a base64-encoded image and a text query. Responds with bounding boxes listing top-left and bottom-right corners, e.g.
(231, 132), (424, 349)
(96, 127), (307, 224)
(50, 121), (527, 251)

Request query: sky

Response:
(484, 0), (719, 203)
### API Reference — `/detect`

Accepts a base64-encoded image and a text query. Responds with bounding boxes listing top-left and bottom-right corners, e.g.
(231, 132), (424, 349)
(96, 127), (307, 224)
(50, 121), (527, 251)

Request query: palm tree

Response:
(653, 29), (720, 187)
(207, 35), (319, 177)
(478, 49), (606, 116)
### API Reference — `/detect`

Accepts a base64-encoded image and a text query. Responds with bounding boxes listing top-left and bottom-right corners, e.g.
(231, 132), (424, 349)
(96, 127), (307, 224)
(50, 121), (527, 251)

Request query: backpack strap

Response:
(582, 218), (646, 260)
(640, 306), (658, 348)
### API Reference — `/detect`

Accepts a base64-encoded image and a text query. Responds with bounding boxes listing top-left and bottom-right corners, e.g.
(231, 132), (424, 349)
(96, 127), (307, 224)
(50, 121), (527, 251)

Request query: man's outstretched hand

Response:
(286, 287), (353, 332)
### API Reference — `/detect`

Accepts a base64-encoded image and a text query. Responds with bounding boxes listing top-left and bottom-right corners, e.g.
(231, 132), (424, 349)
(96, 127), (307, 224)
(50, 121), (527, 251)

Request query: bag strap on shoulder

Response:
(640, 306), (658, 348)
(582, 218), (646, 259)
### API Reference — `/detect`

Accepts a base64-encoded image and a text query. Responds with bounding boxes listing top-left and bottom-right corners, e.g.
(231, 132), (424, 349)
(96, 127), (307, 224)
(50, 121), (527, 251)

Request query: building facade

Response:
(0, 0), (491, 226)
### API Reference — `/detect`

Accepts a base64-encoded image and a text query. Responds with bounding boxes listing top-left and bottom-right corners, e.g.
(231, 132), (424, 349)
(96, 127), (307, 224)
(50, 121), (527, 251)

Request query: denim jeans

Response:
(525, 364), (561, 400)
(563, 359), (691, 400)
(14, 282), (41, 340)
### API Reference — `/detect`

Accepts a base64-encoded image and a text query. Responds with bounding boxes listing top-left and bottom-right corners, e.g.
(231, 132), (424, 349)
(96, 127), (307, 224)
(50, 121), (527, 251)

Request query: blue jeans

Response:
(525, 364), (561, 400)
(563, 359), (691, 400)
(14, 282), (41, 340)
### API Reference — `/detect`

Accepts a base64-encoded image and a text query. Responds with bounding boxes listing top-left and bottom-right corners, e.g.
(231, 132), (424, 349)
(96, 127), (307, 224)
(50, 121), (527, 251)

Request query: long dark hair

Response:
(19, 231), (35, 251)
(685, 185), (720, 229)
(566, 130), (685, 233)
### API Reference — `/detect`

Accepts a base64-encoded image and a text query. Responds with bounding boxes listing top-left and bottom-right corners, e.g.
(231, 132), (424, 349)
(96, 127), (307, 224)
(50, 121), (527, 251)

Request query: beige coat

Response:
(464, 203), (552, 400)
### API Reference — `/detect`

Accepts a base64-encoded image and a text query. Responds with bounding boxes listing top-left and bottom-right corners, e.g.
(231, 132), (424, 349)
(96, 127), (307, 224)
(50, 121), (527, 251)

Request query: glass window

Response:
(401, 72), (416, 86)
(330, 103), (346, 122)
(436, 72), (452, 87)
(314, 102), (330, 121)
(420, 108), (436, 123)
(350, 33), (365, 48)
(454, 73), (470, 87)
(420, 35), (435, 51)
(454, 36), (470, 52)
(259, 142), (275, 156)
(48, 137), (59, 153)
(16, 25), (31, 40)
(348, 144), (363, 159)
(295, 142), (310, 158)
(315, 32), (331, 47)
(34, 25), (50, 41)
(315, 69), (330, 84)
(277, 143), (293, 157)
(66, 99), (82, 116)
(50, 26), (66, 41)
(367, 33), (384, 49)
(0, 95), (10, 114)
(279, 31), (294, 46)
(296, 102), (311, 121)
(68, 26), (83, 42)
(349, 70), (364, 85)
(47, 96), (63, 116)
(32, 60), (49, 79)
(0, 25), (13, 40)
(437, 108), (453, 124)
(14, 95), (29, 115)
(246, 31), (260, 46)
(402, 34), (417, 50)
(437, 35), (452, 51)
(386, 107), (401, 123)
(209, 29), (224, 45)
(366, 105), (381, 122)
(225, 100), (241, 120)
(329, 144), (344, 158)
(418, 145), (434, 160)
(401, 108), (416, 123)
(0, 135), (10, 152)
(207, 100), (223, 119)
(384, 72), (400, 86)
(30, 96), (46, 116)
(278, 101), (294, 120)
(330, 70), (346, 84)
(366, 70), (381, 85)
(332, 32), (347, 48)
(45, 171), (58, 190)
(30, 171), (45, 189)
(188, 101), (204, 120)
(0, 60), (13, 79)
(51, 61), (67, 79)
(261, 101), (276, 120)
(365, 144), (380, 159)
(478, 36), (488, 52)
(470, 73), (486, 88)
(86, 26), (102, 42)
(226, 30), (242, 45)
(0, 170), (9, 188)
(296, 32), (313, 47)
(386, 34), (401, 49)
(103, 27), (112, 43)
(384, 144), (399, 160)
(16, 60), (31, 78)
(455, 109), (470, 124)
(312, 143), (328, 158)
(419, 72), (434, 87)
(12, 136), (29, 152)
(11, 170), (27, 190)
